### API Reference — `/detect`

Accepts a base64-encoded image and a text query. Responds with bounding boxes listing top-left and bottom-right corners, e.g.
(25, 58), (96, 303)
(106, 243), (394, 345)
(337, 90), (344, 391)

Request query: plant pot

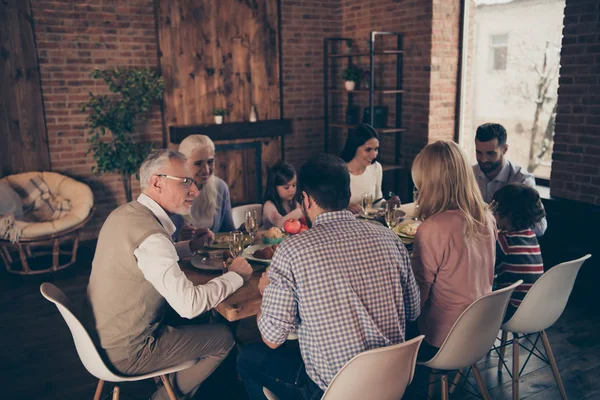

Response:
(345, 81), (356, 91)
(214, 115), (223, 124)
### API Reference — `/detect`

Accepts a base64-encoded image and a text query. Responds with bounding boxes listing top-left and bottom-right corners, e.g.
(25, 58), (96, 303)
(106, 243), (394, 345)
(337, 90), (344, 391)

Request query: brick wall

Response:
(340, 0), (434, 167)
(550, 0), (600, 205)
(31, 0), (164, 239)
(280, 0), (341, 168)
(428, 0), (461, 143)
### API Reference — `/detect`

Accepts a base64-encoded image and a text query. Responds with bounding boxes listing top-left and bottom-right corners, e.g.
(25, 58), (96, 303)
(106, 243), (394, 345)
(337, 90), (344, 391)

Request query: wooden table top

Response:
(180, 203), (416, 322)
(182, 260), (265, 322)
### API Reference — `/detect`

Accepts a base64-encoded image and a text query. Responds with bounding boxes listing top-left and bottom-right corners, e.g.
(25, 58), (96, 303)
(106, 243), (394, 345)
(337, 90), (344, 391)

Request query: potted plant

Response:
(212, 108), (228, 124)
(82, 67), (164, 202)
(342, 66), (362, 91)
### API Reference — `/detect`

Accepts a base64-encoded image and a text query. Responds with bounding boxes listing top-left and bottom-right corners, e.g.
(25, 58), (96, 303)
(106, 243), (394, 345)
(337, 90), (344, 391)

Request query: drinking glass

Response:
(229, 231), (244, 257)
(362, 193), (374, 215)
(245, 209), (258, 242)
(413, 186), (420, 221)
(385, 200), (401, 229)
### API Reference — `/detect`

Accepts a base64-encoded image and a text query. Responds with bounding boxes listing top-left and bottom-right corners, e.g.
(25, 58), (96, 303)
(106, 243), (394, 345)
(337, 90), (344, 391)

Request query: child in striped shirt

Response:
(491, 183), (546, 322)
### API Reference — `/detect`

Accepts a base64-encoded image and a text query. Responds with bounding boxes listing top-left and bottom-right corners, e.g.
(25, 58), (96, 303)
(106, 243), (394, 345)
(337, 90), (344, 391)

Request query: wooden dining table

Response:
(181, 202), (417, 323)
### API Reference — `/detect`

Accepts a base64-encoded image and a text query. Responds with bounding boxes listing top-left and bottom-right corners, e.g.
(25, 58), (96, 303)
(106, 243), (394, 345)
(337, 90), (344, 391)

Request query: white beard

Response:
(184, 175), (218, 226)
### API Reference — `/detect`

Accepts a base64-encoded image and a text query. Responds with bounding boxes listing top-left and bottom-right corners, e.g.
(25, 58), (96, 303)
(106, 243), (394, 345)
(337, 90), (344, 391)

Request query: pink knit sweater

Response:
(411, 209), (497, 348)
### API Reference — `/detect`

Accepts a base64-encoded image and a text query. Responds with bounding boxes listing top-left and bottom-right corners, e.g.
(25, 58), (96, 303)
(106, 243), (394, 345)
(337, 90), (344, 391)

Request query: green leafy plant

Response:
(342, 66), (362, 82)
(212, 108), (229, 116)
(81, 67), (165, 202)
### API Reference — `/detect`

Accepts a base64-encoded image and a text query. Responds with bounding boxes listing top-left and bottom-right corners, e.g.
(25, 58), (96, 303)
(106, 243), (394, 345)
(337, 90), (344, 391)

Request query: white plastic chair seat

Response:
(231, 203), (262, 230)
(501, 254), (592, 334)
(264, 335), (425, 400)
(40, 282), (194, 399)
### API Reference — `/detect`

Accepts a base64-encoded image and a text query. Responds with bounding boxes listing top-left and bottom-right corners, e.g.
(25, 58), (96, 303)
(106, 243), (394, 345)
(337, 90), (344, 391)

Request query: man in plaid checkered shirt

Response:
(237, 154), (420, 400)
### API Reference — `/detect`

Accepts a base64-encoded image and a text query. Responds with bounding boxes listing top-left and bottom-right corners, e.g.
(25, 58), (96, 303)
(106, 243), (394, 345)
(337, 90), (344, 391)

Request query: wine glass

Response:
(412, 186), (420, 221)
(385, 208), (400, 229)
(362, 193), (374, 216)
(229, 231), (244, 257)
(245, 209), (258, 242)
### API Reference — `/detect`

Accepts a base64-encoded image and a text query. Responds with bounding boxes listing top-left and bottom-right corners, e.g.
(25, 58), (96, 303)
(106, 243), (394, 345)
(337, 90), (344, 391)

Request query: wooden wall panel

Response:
(156, 0), (281, 126)
(0, 0), (50, 177)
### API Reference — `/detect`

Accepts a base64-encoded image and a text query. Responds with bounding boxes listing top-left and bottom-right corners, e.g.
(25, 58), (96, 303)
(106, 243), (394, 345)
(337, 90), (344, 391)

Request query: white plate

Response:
(190, 254), (225, 271)
(242, 244), (275, 264)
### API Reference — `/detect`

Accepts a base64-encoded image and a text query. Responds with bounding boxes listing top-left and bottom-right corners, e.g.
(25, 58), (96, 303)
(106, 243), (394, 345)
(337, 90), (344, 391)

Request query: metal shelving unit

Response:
(324, 31), (405, 171)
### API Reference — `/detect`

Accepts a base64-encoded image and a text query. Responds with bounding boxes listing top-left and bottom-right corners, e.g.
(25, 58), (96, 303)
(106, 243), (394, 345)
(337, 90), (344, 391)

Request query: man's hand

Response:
(258, 271), (270, 296)
(189, 228), (215, 253)
(227, 257), (253, 283)
(348, 203), (363, 214)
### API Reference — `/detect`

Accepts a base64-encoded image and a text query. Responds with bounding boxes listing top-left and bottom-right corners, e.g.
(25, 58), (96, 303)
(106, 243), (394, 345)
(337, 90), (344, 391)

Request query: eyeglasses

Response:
(156, 174), (195, 188)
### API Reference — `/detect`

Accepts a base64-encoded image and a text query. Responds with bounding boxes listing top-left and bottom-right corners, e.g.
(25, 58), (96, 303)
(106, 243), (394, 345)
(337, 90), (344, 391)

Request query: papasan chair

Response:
(0, 171), (94, 275)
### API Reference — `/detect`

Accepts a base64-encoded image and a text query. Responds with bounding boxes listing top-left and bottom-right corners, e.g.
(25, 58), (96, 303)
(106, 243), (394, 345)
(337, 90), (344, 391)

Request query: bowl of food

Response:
(262, 227), (286, 244)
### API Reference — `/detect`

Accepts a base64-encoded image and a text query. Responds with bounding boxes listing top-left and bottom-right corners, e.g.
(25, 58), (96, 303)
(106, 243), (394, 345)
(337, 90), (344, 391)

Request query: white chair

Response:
(231, 203), (262, 230)
(495, 254), (592, 400)
(419, 281), (522, 400)
(40, 283), (195, 400)
(263, 335), (425, 400)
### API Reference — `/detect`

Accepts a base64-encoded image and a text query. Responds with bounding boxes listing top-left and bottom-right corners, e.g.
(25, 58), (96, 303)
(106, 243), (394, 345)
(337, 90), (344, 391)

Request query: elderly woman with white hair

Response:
(171, 135), (236, 241)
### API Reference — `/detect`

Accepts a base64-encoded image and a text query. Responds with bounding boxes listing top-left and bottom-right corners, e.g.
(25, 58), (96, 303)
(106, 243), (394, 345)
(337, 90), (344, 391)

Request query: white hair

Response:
(178, 135), (218, 222)
(139, 149), (187, 191)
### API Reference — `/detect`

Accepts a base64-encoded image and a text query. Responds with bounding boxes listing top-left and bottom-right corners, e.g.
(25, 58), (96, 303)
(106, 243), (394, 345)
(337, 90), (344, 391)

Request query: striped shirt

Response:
(495, 229), (544, 308)
(258, 210), (420, 390)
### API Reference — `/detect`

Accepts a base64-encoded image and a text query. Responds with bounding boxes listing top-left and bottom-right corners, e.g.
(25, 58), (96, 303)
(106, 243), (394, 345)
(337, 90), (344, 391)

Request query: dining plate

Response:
(190, 253), (225, 271)
(242, 244), (275, 264)
(393, 220), (421, 239)
(207, 232), (253, 249)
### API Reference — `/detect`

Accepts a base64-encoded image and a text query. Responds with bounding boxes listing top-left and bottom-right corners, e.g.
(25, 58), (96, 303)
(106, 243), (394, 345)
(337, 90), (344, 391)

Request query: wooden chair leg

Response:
(512, 334), (520, 400)
(93, 380), (104, 400)
(540, 330), (568, 400)
(472, 364), (491, 400)
(498, 330), (508, 374)
(449, 368), (464, 394)
(161, 375), (179, 400)
(112, 384), (120, 400)
(428, 370), (436, 399)
(441, 374), (449, 400)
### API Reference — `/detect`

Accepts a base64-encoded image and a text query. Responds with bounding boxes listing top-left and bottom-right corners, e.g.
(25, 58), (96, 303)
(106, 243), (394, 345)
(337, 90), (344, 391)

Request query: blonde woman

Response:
(172, 135), (235, 240)
(410, 140), (497, 359)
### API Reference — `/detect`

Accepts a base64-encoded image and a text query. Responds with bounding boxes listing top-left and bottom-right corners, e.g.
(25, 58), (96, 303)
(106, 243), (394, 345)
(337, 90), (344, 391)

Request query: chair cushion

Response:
(0, 172), (94, 239)
(0, 181), (23, 218)
(17, 175), (72, 222)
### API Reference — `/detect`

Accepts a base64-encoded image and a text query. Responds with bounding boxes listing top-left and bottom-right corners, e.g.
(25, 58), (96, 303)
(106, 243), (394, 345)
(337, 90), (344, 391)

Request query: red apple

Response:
(300, 224), (309, 232)
(283, 218), (302, 234)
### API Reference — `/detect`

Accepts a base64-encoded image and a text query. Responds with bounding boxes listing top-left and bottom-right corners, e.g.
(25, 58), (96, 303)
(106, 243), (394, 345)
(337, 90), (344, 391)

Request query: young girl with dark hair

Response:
(262, 161), (303, 229)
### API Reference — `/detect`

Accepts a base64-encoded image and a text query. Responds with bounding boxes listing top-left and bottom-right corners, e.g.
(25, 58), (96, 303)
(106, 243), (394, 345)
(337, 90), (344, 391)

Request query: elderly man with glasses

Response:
(83, 149), (253, 400)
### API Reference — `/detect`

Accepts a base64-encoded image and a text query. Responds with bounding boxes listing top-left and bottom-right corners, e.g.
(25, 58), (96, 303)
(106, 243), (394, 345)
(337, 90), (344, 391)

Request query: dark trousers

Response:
(237, 340), (324, 400)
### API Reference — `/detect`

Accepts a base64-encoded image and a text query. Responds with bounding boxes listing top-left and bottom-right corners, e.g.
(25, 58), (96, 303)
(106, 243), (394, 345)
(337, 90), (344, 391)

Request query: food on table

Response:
(283, 218), (302, 234)
(253, 244), (278, 260)
(395, 222), (420, 237)
(264, 227), (285, 239)
(214, 235), (231, 244)
(299, 224), (309, 232)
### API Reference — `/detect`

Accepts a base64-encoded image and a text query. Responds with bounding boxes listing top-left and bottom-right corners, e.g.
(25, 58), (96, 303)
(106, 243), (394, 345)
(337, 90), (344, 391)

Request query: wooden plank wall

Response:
(155, 0), (282, 204)
(0, 0), (51, 177)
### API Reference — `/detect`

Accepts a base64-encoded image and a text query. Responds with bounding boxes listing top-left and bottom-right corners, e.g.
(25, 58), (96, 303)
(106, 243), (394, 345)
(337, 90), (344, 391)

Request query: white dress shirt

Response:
(473, 160), (547, 236)
(134, 194), (244, 319)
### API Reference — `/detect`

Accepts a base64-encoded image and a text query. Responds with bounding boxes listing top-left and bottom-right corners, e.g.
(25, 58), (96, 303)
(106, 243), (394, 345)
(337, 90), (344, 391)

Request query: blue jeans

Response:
(237, 340), (324, 400)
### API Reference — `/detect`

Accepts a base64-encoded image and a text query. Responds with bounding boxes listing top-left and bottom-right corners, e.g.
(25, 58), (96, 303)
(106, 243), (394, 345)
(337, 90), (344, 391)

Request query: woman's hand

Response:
(178, 225), (196, 241)
(188, 228), (215, 252)
(348, 203), (363, 214)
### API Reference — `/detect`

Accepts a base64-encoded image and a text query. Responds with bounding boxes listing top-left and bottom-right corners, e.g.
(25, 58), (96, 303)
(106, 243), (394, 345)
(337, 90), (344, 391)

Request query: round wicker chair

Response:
(0, 172), (94, 275)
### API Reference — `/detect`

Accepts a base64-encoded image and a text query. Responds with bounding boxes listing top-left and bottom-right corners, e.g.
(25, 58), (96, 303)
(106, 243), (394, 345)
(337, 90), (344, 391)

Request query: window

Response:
(459, 0), (565, 181)
(490, 34), (508, 71)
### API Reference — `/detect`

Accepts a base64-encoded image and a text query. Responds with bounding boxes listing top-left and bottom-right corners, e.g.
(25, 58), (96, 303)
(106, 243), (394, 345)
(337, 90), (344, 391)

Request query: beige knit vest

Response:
(85, 200), (171, 362)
